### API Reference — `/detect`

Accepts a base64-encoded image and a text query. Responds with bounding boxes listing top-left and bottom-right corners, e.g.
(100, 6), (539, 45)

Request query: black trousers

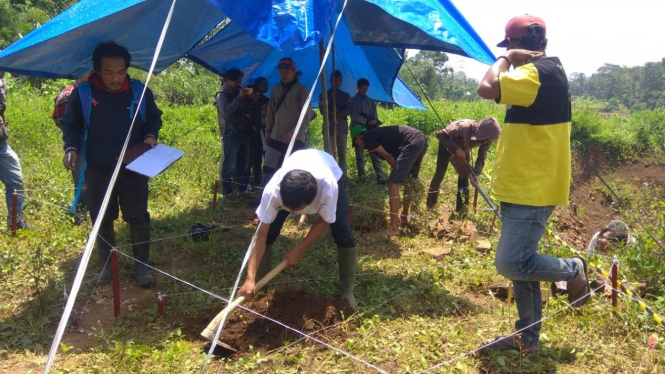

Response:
(86, 166), (150, 228)
(266, 180), (355, 249)
(427, 143), (470, 212)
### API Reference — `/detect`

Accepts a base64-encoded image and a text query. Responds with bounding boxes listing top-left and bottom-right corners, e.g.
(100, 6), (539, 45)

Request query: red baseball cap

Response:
(276, 57), (296, 70)
(497, 14), (546, 47)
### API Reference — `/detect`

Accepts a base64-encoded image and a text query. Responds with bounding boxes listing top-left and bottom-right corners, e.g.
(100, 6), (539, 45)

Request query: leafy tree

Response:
(399, 50), (479, 102)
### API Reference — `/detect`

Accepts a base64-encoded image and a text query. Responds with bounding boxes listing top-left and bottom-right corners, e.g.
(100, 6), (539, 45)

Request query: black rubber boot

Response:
(130, 223), (154, 286)
(93, 222), (115, 284)
(255, 245), (274, 282)
(337, 247), (358, 309)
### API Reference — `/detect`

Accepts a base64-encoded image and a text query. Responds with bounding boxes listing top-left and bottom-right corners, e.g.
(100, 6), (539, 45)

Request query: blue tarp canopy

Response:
(204, 0), (495, 65)
(0, 0), (493, 108)
(0, 0), (225, 79)
(186, 17), (426, 109)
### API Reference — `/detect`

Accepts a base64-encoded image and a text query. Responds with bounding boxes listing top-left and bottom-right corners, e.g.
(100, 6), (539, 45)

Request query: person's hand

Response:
(282, 248), (305, 268)
(505, 49), (545, 67)
(63, 151), (77, 170)
(144, 136), (157, 149)
(237, 280), (256, 300)
(265, 134), (270, 145)
(368, 119), (378, 125)
(239, 87), (251, 98)
(455, 148), (466, 161)
(283, 130), (294, 143)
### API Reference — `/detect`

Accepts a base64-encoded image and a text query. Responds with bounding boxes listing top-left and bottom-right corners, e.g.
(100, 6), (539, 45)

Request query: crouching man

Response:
(238, 149), (358, 308)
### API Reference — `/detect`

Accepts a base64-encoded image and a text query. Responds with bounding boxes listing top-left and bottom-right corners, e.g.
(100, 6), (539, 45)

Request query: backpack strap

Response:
(130, 80), (147, 123)
(71, 82), (93, 215)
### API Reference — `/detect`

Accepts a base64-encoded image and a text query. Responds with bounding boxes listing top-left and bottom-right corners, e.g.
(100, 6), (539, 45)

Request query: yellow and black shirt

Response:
(492, 57), (571, 206)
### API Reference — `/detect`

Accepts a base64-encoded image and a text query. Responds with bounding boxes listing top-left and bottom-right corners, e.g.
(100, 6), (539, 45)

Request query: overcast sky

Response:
(439, 0), (665, 81)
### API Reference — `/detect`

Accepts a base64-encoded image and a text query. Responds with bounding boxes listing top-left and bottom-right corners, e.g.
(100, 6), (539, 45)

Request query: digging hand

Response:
(282, 248), (306, 268)
(238, 280), (256, 300)
(455, 148), (466, 161)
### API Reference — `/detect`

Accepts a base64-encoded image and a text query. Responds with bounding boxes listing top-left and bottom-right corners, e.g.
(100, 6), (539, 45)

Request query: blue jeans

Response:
(494, 202), (581, 347)
(221, 131), (249, 195)
(0, 145), (25, 220)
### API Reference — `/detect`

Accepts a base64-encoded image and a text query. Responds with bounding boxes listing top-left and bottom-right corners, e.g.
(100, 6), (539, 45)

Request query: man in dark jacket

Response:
(319, 70), (351, 181)
(350, 78), (385, 184)
(426, 115), (501, 212)
(61, 42), (163, 286)
(217, 68), (251, 198)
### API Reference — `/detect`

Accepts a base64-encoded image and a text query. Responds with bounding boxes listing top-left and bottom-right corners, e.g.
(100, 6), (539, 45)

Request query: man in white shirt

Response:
(238, 149), (358, 308)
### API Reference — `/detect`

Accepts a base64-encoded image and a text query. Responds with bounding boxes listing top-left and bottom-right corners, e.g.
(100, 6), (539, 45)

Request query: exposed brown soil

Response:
(179, 290), (354, 356)
(552, 160), (665, 248)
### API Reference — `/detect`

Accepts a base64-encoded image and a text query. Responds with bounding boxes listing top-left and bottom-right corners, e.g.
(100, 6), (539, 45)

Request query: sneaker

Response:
(480, 335), (539, 354)
(567, 256), (591, 307)
(242, 185), (253, 195)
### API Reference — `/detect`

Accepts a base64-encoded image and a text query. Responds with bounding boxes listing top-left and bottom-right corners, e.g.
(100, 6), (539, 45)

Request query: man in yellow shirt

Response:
(477, 14), (590, 353)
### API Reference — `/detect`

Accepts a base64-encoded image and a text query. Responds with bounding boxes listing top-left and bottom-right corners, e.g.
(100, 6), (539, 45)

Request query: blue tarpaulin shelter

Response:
(186, 17), (426, 109)
(0, 0), (494, 89)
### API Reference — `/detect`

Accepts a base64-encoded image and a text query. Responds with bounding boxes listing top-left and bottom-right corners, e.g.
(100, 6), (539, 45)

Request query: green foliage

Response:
(0, 0), (76, 49)
(130, 62), (221, 106)
(570, 58), (665, 110)
(399, 51), (480, 102)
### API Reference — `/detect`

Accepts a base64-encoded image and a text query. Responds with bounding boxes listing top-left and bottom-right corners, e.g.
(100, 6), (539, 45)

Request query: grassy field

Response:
(0, 79), (664, 373)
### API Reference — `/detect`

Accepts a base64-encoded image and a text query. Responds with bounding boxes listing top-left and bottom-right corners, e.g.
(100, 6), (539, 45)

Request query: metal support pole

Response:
(212, 180), (219, 210)
(110, 249), (121, 318)
(319, 40), (332, 154)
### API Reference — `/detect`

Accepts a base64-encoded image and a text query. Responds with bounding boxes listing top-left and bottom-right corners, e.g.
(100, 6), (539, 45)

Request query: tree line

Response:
(569, 59), (665, 111)
(0, 0), (76, 49)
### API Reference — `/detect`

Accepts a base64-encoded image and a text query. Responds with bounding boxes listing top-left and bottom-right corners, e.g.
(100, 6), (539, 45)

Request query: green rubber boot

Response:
(337, 247), (358, 309)
(130, 223), (155, 286)
(256, 245), (274, 282)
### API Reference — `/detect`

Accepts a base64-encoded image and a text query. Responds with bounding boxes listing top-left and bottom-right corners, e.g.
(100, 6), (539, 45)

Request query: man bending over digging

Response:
(238, 149), (358, 309)
(350, 124), (428, 236)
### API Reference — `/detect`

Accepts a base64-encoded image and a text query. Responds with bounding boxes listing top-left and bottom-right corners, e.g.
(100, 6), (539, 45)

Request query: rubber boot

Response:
(130, 223), (155, 286)
(337, 247), (358, 309)
(255, 245), (273, 282)
(93, 222), (115, 284)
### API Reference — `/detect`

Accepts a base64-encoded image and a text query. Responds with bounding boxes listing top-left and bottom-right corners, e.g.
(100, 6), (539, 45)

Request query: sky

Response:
(440, 0), (665, 82)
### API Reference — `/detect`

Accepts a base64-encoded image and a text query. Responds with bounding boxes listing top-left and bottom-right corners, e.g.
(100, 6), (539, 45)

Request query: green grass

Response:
(0, 81), (663, 373)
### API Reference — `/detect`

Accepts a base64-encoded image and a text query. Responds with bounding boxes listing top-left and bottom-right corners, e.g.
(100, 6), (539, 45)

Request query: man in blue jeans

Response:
(0, 71), (30, 229)
(238, 149), (358, 309)
(477, 14), (590, 353)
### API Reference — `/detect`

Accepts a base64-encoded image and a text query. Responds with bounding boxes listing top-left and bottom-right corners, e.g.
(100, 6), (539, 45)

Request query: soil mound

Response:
(186, 290), (353, 355)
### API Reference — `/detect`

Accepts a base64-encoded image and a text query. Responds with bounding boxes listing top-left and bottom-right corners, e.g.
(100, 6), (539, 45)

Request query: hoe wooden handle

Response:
(201, 260), (287, 341)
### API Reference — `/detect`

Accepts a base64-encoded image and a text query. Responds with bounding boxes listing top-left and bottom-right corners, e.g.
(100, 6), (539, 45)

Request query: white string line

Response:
(415, 282), (607, 374)
(202, 1), (351, 370)
(113, 250), (390, 374)
(159, 272), (380, 297)
(606, 284), (665, 321)
(15, 192), (86, 220)
(43, 0), (178, 371)
(76, 254), (111, 319)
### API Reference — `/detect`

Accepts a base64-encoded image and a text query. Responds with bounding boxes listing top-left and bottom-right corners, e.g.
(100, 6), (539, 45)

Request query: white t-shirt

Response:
(256, 149), (343, 224)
